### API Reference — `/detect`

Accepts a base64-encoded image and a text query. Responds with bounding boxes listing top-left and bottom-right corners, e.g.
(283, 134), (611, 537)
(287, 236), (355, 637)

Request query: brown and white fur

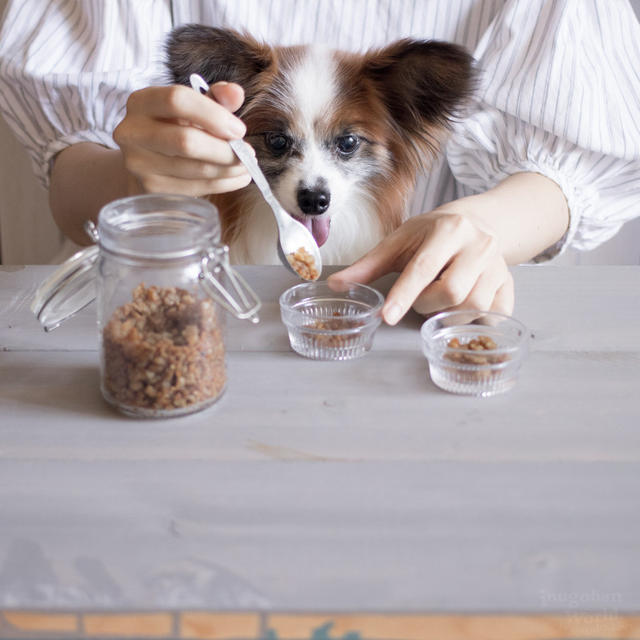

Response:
(166, 26), (475, 264)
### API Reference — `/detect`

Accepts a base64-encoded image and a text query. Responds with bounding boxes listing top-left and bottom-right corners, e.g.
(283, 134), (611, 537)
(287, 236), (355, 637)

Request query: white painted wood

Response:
(0, 453), (638, 612)
(2, 265), (640, 352)
(1, 347), (639, 462)
(0, 265), (639, 613)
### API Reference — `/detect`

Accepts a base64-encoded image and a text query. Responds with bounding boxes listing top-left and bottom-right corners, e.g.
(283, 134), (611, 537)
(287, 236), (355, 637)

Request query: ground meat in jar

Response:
(102, 284), (226, 412)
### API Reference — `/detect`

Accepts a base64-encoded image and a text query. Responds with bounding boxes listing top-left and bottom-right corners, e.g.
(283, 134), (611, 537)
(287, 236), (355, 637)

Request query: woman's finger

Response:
(126, 85), (246, 139)
(125, 145), (249, 181)
(381, 217), (484, 324)
(490, 274), (515, 315)
(209, 81), (245, 113)
(411, 234), (498, 314)
(134, 171), (252, 197)
(381, 246), (458, 325)
(421, 263), (508, 315)
(327, 229), (411, 285)
(118, 118), (241, 165)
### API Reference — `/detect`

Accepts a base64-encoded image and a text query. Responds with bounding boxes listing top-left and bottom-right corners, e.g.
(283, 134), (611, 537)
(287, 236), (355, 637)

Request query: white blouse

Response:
(0, 0), (639, 259)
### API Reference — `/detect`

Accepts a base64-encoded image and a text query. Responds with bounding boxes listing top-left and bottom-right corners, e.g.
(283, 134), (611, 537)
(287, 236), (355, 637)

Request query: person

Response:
(1, 0), (639, 325)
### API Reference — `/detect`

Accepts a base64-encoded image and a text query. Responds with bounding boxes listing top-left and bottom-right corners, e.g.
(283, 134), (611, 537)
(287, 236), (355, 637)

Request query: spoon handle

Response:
(227, 139), (287, 231)
(189, 74), (321, 280)
(189, 74), (286, 229)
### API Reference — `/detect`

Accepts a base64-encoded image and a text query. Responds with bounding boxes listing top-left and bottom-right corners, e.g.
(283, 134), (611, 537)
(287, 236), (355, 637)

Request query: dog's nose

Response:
(297, 187), (330, 215)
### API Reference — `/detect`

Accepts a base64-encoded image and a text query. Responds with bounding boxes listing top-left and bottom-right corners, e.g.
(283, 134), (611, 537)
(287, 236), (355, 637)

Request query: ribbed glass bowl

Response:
(421, 310), (529, 396)
(279, 281), (384, 360)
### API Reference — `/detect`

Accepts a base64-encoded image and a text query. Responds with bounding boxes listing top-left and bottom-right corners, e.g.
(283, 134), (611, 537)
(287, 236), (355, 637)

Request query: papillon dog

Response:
(166, 26), (475, 265)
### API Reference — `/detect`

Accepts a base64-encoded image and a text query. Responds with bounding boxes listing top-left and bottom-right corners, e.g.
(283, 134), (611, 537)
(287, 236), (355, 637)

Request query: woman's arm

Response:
(329, 171), (569, 324)
(48, 82), (249, 245)
(49, 143), (131, 245)
(441, 171), (569, 265)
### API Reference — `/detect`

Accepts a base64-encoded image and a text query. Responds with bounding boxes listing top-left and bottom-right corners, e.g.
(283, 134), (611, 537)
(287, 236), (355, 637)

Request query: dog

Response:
(166, 26), (475, 265)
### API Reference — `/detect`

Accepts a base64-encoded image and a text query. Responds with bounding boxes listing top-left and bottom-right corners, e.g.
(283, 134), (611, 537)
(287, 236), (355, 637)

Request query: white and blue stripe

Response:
(0, 0), (639, 257)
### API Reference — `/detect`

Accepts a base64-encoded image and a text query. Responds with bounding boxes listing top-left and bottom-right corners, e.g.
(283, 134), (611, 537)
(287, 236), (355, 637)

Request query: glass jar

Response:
(32, 194), (261, 418)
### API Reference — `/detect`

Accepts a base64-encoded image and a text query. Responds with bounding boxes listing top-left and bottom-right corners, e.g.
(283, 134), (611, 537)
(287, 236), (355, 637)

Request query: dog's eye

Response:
(335, 134), (360, 156)
(264, 132), (291, 155)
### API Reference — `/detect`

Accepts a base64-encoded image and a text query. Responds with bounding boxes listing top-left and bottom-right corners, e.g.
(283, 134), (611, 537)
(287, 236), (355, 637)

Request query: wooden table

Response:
(1, 265), (639, 640)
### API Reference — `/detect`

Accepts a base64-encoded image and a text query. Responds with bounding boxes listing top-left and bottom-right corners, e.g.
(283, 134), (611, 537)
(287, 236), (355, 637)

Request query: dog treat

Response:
(102, 284), (226, 412)
(445, 335), (509, 364)
(444, 335), (509, 381)
(287, 246), (319, 280)
(302, 311), (365, 348)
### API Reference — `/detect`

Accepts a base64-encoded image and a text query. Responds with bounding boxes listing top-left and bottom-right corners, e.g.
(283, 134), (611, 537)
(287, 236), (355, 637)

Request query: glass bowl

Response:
(279, 281), (384, 360)
(421, 310), (529, 396)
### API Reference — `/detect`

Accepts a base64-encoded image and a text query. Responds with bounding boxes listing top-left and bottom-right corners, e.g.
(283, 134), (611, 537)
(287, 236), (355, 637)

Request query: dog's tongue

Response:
(299, 216), (331, 247)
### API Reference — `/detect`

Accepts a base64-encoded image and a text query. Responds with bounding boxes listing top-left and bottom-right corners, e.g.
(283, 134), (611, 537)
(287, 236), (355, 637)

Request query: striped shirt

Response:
(0, 0), (639, 258)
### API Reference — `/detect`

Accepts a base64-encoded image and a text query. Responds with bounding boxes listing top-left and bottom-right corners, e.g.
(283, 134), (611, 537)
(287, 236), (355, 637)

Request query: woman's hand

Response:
(113, 82), (251, 196)
(329, 172), (571, 325)
(329, 209), (514, 324)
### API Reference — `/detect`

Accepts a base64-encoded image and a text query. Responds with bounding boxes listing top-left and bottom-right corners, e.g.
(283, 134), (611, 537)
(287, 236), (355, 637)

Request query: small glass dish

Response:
(421, 310), (529, 397)
(279, 281), (384, 360)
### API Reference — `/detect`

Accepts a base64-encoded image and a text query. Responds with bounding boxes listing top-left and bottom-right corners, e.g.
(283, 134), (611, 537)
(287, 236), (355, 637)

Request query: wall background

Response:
(1, 0), (639, 264)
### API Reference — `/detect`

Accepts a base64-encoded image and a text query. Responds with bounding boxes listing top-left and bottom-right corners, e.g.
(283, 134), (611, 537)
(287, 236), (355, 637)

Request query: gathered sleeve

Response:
(0, 0), (172, 189)
(446, 0), (640, 259)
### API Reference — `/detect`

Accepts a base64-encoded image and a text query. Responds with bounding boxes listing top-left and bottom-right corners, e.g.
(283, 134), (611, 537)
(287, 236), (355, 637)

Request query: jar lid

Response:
(31, 245), (99, 332)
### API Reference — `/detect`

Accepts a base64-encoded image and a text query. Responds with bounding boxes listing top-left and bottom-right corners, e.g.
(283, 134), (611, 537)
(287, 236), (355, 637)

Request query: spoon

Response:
(190, 74), (322, 281)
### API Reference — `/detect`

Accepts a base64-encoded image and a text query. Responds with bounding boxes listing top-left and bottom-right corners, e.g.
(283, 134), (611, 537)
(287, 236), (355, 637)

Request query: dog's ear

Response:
(362, 39), (476, 148)
(165, 25), (272, 89)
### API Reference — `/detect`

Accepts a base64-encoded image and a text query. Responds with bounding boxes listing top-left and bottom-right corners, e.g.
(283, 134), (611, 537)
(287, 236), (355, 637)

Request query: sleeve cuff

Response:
(474, 158), (597, 262)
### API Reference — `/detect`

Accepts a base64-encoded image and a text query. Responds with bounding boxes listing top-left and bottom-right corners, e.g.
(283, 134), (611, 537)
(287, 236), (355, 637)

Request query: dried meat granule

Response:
(444, 335), (509, 377)
(102, 284), (226, 412)
(287, 246), (319, 280)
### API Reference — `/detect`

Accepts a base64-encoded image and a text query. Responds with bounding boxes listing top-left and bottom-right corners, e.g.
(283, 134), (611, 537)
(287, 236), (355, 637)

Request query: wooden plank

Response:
(2, 266), (640, 353)
(3, 611), (639, 639)
(0, 454), (638, 612)
(179, 612), (261, 638)
(1, 265), (639, 619)
(1, 611), (78, 633)
(83, 612), (173, 636)
(266, 613), (640, 640)
(2, 612), (639, 639)
(512, 265), (640, 351)
(1, 350), (638, 461)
